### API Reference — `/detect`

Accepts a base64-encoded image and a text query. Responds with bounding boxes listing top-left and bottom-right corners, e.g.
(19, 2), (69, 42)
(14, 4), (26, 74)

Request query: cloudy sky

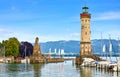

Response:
(0, 0), (120, 42)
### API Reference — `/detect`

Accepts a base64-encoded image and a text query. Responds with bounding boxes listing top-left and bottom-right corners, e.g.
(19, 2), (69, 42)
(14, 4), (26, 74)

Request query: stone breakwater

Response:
(14, 58), (64, 64)
(75, 55), (102, 65)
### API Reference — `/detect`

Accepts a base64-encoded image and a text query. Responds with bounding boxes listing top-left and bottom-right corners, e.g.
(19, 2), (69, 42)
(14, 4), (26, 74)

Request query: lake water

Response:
(0, 58), (120, 77)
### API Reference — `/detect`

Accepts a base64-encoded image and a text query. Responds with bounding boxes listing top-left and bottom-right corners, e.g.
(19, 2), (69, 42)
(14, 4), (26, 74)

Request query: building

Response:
(80, 6), (92, 55)
(33, 37), (41, 56)
(31, 37), (44, 62)
(76, 5), (101, 65)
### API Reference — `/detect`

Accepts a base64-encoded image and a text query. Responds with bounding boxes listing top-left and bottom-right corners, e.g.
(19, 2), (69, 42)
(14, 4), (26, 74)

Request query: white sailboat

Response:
(103, 44), (106, 55)
(49, 48), (51, 55)
(111, 37), (120, 71)
(118, 37), (120, 59)
(60, 49), (64, 58)
(96, 44), (110, 69)
(54, 48), (57, 54)
(61, 49), (64, 55)
(95, 44), (109, 69)
(108, 36), (118, 71)
(109, 35), (113, 61)
(58, 49), (61, 55)
(96, 35), (113, 69)
(103, 44), (106, 52)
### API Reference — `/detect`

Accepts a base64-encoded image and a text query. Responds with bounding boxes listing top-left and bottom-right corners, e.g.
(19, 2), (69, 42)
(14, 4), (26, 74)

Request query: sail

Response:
(49, 48), (51, 54)
(61, 49), (64, 55)
(109, 35), (112, 52)
(109, 43), (112, 52)
(103, 44), (106, 52)
(58, 49), (61, 55)
(119, 44), (120, 47)
(54, 48), (57, 54)
(118, 44), (120, 52)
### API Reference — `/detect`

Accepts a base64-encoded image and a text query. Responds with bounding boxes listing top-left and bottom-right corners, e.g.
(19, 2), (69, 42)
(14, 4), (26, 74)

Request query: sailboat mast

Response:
(118, 37), (120, 60)
(101, 33), (103, 56)
(25, 46), (27, 59)
(109, 34), (112, 61)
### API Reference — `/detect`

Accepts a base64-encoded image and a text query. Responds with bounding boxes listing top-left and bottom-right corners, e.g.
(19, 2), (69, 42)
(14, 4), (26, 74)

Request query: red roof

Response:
(80, 14), (91, 18)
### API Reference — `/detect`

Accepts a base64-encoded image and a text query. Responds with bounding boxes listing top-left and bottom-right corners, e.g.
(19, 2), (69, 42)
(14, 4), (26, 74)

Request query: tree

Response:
(2, 37), (20, 57)
(0, 42), (4, 57)
(19, 41), (33, 58)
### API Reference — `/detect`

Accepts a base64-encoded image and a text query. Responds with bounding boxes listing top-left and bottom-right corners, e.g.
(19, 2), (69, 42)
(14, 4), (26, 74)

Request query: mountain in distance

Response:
(40, 40), (80, 54)
(39, 39), (120, 54)
(91, 39), (119, 54)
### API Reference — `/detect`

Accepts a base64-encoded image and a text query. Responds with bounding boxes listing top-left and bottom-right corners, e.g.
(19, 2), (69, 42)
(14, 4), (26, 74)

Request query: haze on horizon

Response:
(0, 0), (120, 42)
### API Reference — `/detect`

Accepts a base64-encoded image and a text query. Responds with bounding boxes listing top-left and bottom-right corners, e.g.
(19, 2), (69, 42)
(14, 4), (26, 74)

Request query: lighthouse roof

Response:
(82, 6), (89, 9)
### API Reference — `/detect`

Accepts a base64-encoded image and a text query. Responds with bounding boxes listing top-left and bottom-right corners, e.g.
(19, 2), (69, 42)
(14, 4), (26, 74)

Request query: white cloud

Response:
(0, 28), (14, 42)
(37, 33), (80, 42)
(0, 28), (13, 36)
(0, 31), (80, 43)
(70, 32), (80, 37)
(0, 28), (5, 32)
(93, 11), (120, 21)
(68, 15), (80, 22)
(91, 26), (120, 40)
(105, 30), (120, 39)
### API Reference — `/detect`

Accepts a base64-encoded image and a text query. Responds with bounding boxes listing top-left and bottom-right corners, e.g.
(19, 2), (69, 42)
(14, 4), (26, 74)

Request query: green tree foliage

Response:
(0, 42), (4, 57)
(0, 42), (3, 48)
(2, 37), (20, 57)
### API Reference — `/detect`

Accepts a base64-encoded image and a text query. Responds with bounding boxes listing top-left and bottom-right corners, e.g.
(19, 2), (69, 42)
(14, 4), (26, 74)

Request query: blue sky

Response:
(0, 0), (120, 42)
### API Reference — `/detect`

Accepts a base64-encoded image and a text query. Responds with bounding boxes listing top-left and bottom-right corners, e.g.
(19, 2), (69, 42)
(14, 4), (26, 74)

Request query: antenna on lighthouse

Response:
(84, 1), (86, 7)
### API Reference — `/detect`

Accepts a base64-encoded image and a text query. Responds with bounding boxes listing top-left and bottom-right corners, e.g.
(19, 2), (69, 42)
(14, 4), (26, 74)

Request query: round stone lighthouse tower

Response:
(80, 6), (92, 55)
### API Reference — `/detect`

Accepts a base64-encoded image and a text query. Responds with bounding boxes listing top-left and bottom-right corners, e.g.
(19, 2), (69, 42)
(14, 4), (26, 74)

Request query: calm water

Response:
(0, 59), (120, 77)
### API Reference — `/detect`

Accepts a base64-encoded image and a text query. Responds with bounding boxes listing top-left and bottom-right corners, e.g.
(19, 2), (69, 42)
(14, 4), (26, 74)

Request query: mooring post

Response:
(117, 65), (119, 77)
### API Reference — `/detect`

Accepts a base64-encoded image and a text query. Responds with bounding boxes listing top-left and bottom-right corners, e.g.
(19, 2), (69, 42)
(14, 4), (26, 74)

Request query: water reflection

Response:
(76, 65), (120, 77)
(32, 64), (44, 77)
(6, 64), (19, 77)
(0, 61), (120, 77)
(41, 63), (65, 77)
(80, 67), (91, 77)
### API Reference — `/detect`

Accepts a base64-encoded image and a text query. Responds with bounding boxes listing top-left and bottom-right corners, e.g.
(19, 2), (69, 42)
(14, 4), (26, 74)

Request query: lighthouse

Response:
(76, 6), (101, 65)
(80, 6), (92, 55)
